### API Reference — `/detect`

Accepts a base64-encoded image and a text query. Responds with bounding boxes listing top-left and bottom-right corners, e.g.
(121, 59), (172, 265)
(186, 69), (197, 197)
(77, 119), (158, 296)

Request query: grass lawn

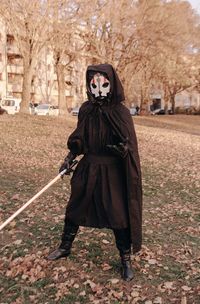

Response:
(0, 114), (199, 304)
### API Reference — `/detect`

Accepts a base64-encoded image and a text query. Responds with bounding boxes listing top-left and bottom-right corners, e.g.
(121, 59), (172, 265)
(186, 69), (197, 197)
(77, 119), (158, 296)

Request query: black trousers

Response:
(61, 220), (131, 255)
(113, 227), (131, 255)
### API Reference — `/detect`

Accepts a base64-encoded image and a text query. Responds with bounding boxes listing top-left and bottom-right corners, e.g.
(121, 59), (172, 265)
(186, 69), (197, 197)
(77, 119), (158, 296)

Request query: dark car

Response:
(0, 106), (8, 115)
(151, 108), (165, 115)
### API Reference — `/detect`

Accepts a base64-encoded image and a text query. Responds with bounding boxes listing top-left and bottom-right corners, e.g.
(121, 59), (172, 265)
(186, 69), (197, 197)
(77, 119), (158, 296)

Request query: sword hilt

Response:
(60, 159), (78, 177)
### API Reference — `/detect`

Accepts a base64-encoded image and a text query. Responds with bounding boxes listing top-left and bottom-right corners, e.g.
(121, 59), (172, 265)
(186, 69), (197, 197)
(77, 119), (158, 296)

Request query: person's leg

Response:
(47, 219), (79, 260)
(113, 228), (134, 281)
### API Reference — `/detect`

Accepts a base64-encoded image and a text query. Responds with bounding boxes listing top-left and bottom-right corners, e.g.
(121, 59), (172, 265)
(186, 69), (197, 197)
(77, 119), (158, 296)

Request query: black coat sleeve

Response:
(67, 102), (88, 155)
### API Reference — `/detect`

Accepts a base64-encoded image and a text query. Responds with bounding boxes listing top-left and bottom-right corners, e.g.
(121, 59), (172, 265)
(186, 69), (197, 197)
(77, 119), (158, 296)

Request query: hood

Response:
(86, 64), (125, 104)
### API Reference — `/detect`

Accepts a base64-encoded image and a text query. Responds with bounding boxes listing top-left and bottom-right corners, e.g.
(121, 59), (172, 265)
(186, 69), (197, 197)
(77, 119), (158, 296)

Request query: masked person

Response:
(47, 64), (142, 281)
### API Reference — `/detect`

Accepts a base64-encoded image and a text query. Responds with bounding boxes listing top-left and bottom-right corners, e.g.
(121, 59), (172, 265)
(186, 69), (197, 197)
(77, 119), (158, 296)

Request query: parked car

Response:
(151, 108), (165, 115)
(50, 105), (59, 116)
(71, 107), (79, 116)
(130, 107), (137, 116)
(0, 97), (21, 114)
(34, 104), (59, 116)
(130, 106), (140, 116)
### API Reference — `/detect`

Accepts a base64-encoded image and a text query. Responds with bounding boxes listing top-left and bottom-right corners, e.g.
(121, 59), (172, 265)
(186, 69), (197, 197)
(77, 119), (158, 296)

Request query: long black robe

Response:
(65, 64), (142, 253)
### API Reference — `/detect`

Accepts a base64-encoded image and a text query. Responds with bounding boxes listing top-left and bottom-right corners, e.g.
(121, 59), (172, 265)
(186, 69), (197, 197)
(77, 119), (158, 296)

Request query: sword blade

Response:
(0, 160), (78, 231)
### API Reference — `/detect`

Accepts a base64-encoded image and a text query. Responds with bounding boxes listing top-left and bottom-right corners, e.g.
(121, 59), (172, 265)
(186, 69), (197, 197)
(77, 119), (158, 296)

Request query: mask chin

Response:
(96, 95), (107, 101)
(87, 91), (111, 105)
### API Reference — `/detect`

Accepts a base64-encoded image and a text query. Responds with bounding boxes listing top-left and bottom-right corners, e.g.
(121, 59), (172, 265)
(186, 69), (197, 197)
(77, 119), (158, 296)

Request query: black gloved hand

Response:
(59, 152), (76, 175)
(106, 141), (128, 158)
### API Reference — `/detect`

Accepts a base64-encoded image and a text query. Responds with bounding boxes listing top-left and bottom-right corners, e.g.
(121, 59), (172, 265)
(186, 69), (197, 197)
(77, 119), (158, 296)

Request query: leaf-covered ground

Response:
(0, 114), (199, 304)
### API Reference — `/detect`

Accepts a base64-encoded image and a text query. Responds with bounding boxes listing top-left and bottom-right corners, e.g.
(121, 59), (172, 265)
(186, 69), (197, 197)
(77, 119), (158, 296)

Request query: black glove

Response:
(59, 152), (76, 175)
(106, 141), (128, 158)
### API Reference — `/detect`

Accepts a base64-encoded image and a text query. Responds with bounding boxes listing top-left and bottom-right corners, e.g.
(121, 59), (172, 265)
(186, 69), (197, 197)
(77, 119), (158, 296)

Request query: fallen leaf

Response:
(79, 291), (86, 296)
(181, 286), (191, 291)
(102, 239), (110, 244)
(109, 278), (119, 284)
(148, 259), (157, 265)
(102, 263), (112, 271)
(113, 291), (123, 299)
(11, 194), (20, 200)
(9, 221), (16, 228)
(84, 279), (96, 290)
(181, 296), (187, 304)
(14, 239), (22, 245)
(163, 281), (174, 289)
(131, 291), (140, 298)
(153, 297), (162, 304)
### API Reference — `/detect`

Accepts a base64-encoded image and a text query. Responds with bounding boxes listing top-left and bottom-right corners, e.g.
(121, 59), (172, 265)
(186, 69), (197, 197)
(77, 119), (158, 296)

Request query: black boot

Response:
(47, 221), (79, 261)
(113, 228), (134, 281)
(120, 250), (134, 281)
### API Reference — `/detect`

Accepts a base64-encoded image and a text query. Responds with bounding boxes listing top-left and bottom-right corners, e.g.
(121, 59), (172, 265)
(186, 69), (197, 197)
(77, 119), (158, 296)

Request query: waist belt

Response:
(84, 154), (119, 164)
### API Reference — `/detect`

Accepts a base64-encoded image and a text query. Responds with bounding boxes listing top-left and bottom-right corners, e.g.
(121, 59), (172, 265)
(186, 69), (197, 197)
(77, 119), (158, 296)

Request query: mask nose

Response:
(99, 91), (102, 96)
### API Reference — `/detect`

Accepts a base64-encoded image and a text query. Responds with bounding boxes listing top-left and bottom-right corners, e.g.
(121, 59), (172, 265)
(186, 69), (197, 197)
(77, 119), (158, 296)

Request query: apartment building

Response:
(175, 89), (200, 110)
(34, 47), (62, 105)
(0, 20), (26, 101)
(0, 21), (87, 108)
(0, 21), (8, 100)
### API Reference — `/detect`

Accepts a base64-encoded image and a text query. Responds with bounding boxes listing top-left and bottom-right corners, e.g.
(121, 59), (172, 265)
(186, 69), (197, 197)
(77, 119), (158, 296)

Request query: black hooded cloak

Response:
(65, 64), (142, 253)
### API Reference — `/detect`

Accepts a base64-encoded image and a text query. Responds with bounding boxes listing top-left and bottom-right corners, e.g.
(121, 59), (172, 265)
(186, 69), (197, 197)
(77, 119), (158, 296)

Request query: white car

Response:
(0, 97), (21, 114)
(35, 104), (59, 116)
(130, 107), (137, 116)
(71, 107), (79, 116)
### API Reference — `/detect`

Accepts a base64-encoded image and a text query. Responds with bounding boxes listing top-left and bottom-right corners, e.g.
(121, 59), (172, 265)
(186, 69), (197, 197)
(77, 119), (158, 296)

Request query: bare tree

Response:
(0, 0), (52, 113)
(1, 0), (199, 115)
(48, 0), (91, 115)
(34, 47), (55, 104)
(80, 0), (199, 112)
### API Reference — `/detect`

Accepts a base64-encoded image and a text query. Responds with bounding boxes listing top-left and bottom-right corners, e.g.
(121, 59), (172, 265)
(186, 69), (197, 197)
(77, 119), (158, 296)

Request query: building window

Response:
(8, 73), (22, 84)
(7, 55), (15, 65)
(8, 73), (14, 83)
(7, 34), (14, 46)
(31, 77), (35, 86)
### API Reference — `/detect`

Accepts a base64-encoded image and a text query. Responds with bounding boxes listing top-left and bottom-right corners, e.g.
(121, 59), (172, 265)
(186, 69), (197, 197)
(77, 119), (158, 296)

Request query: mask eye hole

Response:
(91, 83), (97, 89)
(102, 82), (109, 88)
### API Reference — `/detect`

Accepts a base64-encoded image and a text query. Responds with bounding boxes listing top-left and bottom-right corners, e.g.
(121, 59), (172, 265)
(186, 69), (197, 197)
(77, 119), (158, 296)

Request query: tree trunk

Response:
(140, 98), (149, 115)
(56, 63), (68, 116)
(140, 88), (149, 115)
(163, 85), (169, 113)
(170, 95), (176, 113)
(20, 60), (33, 114)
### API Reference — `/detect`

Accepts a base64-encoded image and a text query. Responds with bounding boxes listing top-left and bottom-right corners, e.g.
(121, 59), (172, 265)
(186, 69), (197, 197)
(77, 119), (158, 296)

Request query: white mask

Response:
(90, 73), (111, 100)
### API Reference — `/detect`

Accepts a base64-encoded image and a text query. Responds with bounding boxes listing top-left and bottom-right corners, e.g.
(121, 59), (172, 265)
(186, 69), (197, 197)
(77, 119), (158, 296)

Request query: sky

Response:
(188, 0), (200, 13)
